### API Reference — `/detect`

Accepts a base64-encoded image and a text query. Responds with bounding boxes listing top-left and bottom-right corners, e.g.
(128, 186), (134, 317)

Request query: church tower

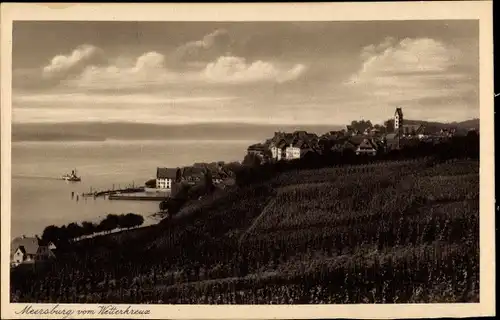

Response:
(394, 108), (403, 132)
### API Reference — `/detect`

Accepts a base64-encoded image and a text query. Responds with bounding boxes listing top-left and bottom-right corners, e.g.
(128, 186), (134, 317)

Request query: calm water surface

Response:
(11, 140), (250, 238)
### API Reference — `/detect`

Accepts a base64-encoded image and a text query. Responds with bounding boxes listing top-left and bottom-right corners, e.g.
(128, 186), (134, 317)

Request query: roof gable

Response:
(273, 139), (289, 148)
(344, 140), (357, 148)
(402, 124), (423, 132)
(11, 237), (40, 256)
(358, 138), (377, 150)
(157, 167), (180, 179)
(182, 166), (205, 178)
(293, 140), (310, 149)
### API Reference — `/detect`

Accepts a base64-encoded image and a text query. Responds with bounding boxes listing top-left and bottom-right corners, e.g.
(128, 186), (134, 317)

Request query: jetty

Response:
(108, 194), (169, 201)
(81, 187), (145, 198)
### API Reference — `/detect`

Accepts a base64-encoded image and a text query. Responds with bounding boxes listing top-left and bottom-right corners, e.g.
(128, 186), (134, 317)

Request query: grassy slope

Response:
(11, 159), (479, 304)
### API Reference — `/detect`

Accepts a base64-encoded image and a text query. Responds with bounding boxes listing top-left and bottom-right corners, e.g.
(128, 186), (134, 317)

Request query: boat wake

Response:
(12, 175), (63, 181)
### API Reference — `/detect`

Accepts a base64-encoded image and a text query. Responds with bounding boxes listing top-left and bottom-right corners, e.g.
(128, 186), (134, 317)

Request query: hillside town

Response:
(245, 107), (478, 163)
(150, 107), (478, 196)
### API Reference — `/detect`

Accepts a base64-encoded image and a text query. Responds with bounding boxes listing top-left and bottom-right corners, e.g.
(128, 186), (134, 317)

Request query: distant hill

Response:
(12, 122), (343, 142)
(405, 118), (479, 130)
(11, 119), (479, 143)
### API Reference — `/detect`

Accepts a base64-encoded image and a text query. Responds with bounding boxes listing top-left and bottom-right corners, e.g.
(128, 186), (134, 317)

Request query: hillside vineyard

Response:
(11, 157), (479, 303)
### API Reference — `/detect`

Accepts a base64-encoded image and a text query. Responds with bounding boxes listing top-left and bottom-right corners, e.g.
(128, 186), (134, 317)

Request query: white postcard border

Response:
(1, 2), (494, 319)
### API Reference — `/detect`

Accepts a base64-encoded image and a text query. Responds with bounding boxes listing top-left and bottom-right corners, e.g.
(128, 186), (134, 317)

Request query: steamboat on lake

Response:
(62, 169), (81, 182)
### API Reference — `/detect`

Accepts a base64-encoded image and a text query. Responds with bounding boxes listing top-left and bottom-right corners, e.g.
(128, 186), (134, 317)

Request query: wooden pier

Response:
(75, 184), (171, 202)
(81, 187), (145, 198)
(108, 194), (169, 201)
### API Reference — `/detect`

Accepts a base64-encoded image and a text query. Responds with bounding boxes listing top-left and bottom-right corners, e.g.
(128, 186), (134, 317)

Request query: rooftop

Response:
(157, 167), (179, 179)
(11, 236), (42, 256)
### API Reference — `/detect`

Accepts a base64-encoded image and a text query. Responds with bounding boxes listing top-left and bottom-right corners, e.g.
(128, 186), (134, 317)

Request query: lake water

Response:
(11, 140), (251, 239)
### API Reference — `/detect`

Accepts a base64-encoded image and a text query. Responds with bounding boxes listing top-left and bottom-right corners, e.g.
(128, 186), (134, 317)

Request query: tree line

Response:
(42, 213), (144, 245)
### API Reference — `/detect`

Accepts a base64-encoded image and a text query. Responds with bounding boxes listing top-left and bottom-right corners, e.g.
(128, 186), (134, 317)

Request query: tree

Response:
(242, 153), (262, 167)
(351, 120), (373, 133)
(384, 119), (395, 133)
(118, 213), (144, 229)
(129, 213), (144, 228)
(467, 130), (479, 139)
(144, 179), (156, 188)
(117, 214), (130, 229)
(172, 182), (191, 200)
(98, 214), (119, 233)
(203, 169), (215, 193)
(58, 225), (70, 242)
(81, 221), (96, 236)
(159, 200), (168, 212)
(42, 225), (61, 244)
(223, 162), (241, 176)
(161, 198), (185, 216)
(67, 222), (84, 239)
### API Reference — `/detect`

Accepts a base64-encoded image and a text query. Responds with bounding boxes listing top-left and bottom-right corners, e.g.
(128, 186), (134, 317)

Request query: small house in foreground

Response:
(11, 236), (56, 267)
(355, 138), (379, 156)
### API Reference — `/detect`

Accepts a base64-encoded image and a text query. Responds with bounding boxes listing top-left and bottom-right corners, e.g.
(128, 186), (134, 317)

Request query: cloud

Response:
(59, 51), (305, 90)
(15, 35), (307, 92)
(203, 56), (306, 84)
(67, 51), (171, 90)
(345, 37), (478, 120)
(13, 92), (236, 105)
(173, 29), (232, 64)
(42, 44), (107, 81)
(351, 37), (460, 82)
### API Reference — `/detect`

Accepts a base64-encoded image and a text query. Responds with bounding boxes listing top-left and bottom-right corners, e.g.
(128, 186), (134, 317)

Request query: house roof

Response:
(11, 236), (41, 256)
(182, 166), (205, 178)
(358, 138), (378, 150)
(330, 143), (345, 151)
(402, 124), (423, 131)
(344, 140), (358, 148)
(248, 143), (266, 151)
(348, 135), (366, 146)
(331, 130), (344, 134)
(395, 108), (403, 117)
(385, 133), (401, 140)
(271, 139), (289, 149)
(157, 167), (179, 179)
(291, 140), (311, 149)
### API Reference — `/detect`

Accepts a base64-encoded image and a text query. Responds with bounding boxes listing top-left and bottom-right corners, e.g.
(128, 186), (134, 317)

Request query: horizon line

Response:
(12, 118), (480, 127)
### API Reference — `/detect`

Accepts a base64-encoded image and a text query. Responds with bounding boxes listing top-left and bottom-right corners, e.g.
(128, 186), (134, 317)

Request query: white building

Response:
(285, 144), (301, 160)
(156, 167), (180, 191)
(270, 145), (283, 161)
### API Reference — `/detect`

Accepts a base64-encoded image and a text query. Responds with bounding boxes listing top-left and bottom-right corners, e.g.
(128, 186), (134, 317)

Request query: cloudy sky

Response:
(12, 20), (479, 125)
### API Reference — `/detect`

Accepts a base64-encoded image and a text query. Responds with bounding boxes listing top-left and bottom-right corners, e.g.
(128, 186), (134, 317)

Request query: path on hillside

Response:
(238, 198), (275, 245)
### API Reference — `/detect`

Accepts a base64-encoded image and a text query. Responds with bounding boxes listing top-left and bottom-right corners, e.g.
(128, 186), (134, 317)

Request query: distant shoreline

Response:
(11, 138), (259, 144)
(11, 120), (478, 143)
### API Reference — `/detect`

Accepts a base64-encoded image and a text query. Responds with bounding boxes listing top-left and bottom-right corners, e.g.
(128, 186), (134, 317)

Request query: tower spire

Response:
(394, 107), (403, 132)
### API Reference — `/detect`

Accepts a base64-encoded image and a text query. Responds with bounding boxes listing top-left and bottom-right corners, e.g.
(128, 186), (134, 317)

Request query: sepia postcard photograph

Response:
(1, 2), (495, 319)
